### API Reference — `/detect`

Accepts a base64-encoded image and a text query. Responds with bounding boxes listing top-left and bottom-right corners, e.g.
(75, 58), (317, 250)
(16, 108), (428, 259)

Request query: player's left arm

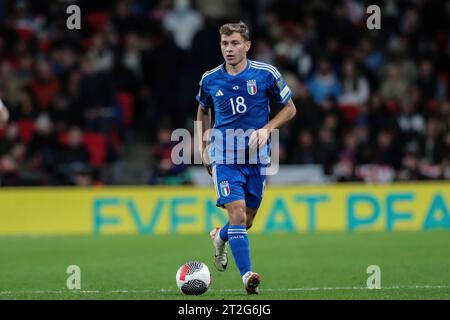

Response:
(263, 98), (296, 131)
(249, 98), (296, 148)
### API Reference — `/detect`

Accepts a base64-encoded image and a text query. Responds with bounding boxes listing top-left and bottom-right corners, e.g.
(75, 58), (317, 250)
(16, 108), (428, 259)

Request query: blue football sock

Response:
(219, 223), (229, 242)
(228, 225), (252, 276)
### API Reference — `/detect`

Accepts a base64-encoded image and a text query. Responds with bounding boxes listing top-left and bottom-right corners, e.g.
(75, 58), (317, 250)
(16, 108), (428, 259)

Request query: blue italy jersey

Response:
(196, 59), (292, 165)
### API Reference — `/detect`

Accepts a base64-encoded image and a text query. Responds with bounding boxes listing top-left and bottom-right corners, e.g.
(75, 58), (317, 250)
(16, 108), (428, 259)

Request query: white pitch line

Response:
(0, 285), (449, 295)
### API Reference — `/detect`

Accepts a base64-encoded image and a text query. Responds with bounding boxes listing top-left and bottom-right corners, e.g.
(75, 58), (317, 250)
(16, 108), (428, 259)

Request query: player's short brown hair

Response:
(219, 21), (250, 41)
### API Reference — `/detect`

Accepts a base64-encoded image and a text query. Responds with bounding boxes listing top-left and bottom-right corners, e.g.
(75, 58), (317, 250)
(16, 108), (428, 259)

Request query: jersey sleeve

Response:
(0, 99), (4, 110)
(267, 70), (292, 106)
(196, 77), (213, 110)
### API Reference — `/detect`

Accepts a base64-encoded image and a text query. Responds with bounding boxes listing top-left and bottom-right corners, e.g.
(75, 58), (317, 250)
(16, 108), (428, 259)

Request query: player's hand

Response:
(200, 148), (212, 176)
(203, 162), (212, 176)
(249, 128), (269, 149)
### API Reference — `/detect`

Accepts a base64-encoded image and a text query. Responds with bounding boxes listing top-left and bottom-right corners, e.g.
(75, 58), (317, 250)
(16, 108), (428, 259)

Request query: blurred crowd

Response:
(0, 0), (449, 186)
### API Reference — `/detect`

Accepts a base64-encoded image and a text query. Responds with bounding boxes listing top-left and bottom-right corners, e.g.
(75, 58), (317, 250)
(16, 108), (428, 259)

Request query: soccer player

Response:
(0, 98), (9, 129)
(196, 22), (296, 294)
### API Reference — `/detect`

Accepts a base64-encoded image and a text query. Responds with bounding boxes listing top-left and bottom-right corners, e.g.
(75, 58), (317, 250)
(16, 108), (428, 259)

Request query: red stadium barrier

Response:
(116, 92), (135, 126)
(83, 133), (107, 167)
(18, 120), (35, 143)
(15, 27), (34, 41)
(338, 104), (360, 124)
(86, 11), (110, 32)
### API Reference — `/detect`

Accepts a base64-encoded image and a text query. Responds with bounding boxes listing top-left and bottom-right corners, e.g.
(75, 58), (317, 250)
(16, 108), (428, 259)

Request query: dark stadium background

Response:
(0, 0), (449, 186)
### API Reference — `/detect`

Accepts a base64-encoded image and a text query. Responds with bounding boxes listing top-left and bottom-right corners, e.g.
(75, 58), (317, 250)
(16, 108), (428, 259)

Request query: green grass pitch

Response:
(0, 231), (449, 300)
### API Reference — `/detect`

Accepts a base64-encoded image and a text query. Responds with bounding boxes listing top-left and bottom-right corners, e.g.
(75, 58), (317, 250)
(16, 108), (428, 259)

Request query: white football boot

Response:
(209, 227), (228, 272)
(243, 271), (261, 295)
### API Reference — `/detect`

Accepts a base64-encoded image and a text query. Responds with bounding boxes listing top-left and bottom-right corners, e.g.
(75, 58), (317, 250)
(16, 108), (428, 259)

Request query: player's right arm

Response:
(196, 74), (214, 176)
(0, 99), (9, 129)
(196, 105), (212, 176)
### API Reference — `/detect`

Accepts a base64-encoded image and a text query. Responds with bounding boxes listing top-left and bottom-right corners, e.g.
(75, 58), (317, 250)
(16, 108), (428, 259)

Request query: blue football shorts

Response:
(212, 163), (267, 210)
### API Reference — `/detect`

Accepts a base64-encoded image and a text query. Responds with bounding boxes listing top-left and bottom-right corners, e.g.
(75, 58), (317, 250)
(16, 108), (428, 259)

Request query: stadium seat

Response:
(86, 11), (110, 32)
(386, 100), (398, 113)
(15, 27), (34, 41)
(58, 132), (68, 145)
(338, 104), (360, 124)
(116, 92), (135, 126)
(38, 38), (51, 53)
(426, 99), (438, 113)
(18, 120), (35, 143)
(108, 127), (123, 151)
(83, 132), (107, 167)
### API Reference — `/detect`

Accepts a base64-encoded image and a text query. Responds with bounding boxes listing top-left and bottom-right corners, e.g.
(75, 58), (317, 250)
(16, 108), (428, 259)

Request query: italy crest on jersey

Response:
(219, 181), (230, 197)
(247, 80), (257, 95)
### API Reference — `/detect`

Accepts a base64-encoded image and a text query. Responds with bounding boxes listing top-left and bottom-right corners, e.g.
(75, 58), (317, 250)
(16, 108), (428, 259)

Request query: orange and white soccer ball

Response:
(176, 261), (211, 295)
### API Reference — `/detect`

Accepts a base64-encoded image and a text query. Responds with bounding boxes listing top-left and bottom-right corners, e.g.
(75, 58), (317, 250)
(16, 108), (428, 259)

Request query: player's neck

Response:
(225, 59), (248, 75)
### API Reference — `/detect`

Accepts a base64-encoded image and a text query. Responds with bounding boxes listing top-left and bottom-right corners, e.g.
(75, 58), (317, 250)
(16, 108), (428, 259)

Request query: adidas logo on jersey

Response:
(215, 90), (224, 97)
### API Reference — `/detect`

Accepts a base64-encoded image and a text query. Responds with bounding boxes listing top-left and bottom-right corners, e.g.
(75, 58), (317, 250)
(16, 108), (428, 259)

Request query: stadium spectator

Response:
(339, 131), (359, 164)
(334, 158), (363, 182)
(28, 113), (60, 183)
(338, 59), (370, 107)
(87, 33), (115, 73)
(289, 130), (318, 165)
(397, 149), (423, 181)
(416, 59), (439, 101)
(57, 126), (91, 185)
(163, 0), (204, 51)
(0, 122), (19, 154)
(30, 59), (60, 111)
(380, 60), (415, 103)
(373, 130), (400, 169)
(253, 39), (275, 65)
(149, 126), (192, 185)
(316, 127), (339, 175)
(396, 97), (426, 146)
(308, 57), (342, 105)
